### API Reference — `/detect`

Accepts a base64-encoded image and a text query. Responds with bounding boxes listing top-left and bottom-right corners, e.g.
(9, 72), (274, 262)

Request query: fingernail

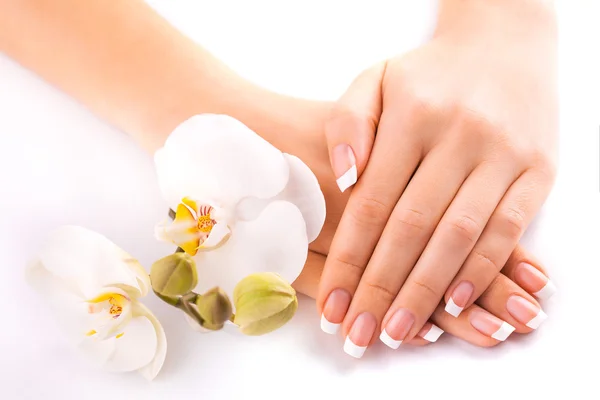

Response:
(321, 289), (352, 334)
(506, 295), (548, 329)
(418, 323), (444, 342)
(445, 281), (474, 317)
(332, 144), (357, 192)
(514, 263), (556, 301)
(469, 309), (516, 341)
(379, 308), (415, 349)
(344, 312), (376, 358)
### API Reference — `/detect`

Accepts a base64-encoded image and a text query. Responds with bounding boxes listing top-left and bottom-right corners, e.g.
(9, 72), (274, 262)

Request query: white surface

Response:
(1, 0), (599, 399)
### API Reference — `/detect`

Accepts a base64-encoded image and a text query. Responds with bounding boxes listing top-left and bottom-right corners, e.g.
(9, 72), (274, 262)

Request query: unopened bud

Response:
(150, 253), (198, 297)
(195, 287), (233, 330)
(232, 272), (298, 336)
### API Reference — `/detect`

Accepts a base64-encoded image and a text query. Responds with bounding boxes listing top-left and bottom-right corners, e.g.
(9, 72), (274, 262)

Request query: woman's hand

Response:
(286, 101), (555, 354)
(318, 0), (558, 350)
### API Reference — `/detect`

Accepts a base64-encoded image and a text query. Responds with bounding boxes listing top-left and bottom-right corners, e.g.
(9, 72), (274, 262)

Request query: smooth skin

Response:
(0, 0), (553, 349)
(319, 0), (558, 346)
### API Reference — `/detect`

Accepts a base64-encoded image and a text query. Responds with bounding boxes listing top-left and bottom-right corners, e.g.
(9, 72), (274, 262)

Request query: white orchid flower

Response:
(26, 226), (166, 380)
(154, 114), (326, 298)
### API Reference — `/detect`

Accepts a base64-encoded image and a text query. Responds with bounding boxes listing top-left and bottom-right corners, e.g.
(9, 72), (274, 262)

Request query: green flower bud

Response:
(150, 253), (198, 297)
(195, 287), (233, 330)
(233, 272), (298, 336)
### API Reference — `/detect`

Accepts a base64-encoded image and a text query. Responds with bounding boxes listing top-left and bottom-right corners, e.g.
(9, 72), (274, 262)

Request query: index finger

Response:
(317, 107), (422, 334)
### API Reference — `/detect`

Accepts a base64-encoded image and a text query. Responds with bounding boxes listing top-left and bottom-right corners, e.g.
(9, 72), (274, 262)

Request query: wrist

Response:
(435, 0), (557, 43)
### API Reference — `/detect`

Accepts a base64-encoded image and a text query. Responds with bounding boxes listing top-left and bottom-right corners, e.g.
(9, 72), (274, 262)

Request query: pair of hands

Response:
(305, 0), (558, 356)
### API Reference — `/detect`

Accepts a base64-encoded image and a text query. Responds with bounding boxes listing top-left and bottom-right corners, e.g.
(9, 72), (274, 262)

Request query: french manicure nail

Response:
(332, 144), (357, 192)
(344, 312), (376, 359)
(506, 295), (548, 329)
(379, 308), (415, 349)
(445, 281), (474, 317)
(469, 309), (516, 341)
(418, 323), (444, 342)
(514, 263), (556, 301)
(320, 289), (352, 334)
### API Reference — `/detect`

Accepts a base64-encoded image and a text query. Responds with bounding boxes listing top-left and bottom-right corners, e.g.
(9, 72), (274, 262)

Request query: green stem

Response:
(153, 290), (205, 326)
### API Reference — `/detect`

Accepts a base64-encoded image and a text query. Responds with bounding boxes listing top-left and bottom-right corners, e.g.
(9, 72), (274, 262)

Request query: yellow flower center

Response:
(85, 291), (130, 339)
(168, 197), (218, 255)
(198, 214), (215, 233)
(87, 292), (128, 319)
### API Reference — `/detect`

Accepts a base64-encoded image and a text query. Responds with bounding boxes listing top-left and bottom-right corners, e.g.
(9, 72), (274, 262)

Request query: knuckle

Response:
(453, 107), (510, 149)
(444, 215), (481, 245)
(471, 250), (501, 275)
(362, 281), (398, 304)
(390, 208), (428, 239)
(327, 104), (377, 137)
(498, 206), (526, 240)
(531, 152), (558, 183)
(331, 252), (366, 277)
(349, 195), (391, 227)
(410, 279), (442, 300)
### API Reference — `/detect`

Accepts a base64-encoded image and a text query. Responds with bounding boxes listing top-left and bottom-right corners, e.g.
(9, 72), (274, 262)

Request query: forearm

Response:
(0, 0), (328, 155)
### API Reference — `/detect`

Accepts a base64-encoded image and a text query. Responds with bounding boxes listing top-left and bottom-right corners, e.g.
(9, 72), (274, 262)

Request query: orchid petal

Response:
(235, 155), (325, 243)
(36, 226), (145, 298)
(276, 154), (326, 242)
(193, 201), (307, 297)
(77, 335), (117, 366)
(102, 316), (157, 373)
(133, 302), (167, 381)
(25, 259), (89, 343)
(154, 114), (290, 209)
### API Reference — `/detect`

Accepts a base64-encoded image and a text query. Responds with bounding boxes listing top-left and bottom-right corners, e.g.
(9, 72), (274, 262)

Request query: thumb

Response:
(325, 61), (386, 193)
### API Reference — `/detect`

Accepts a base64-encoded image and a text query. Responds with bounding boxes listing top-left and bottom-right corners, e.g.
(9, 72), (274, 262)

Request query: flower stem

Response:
(153, 290), (205, 326)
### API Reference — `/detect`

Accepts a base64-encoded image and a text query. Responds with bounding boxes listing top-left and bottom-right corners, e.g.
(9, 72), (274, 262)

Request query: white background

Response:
(1, 1), (599, 399)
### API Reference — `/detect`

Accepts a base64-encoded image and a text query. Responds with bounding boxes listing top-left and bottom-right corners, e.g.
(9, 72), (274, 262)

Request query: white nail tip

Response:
(533, 280), (557, 301)
(320, 314), (340, 335)
(422, 325), (444, 342)
(343, 337), (367, 358)
(526, 309), (548, 329)
(336, 164), (357, 193)
(444, 298), (464, 317)
(379, 329), (403, 350)
(491, 321), (516, 341)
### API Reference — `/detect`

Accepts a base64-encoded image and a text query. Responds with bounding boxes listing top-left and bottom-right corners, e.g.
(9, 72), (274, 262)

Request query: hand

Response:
(317, 0), (558, 352)
(275, 101), (555, 352)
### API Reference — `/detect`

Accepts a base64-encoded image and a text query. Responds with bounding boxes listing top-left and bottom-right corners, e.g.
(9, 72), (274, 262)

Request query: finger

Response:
(428, 302), (513, 348)
(443, 168), (553, 316)
(326, 62), (386, 192)
(476, 272), (548, 333)
(382, 160), (518, 342)
(399, 245), (552, 348)
(294, 251), (436, 348)
(502, 244), (556, 300)
(341, 142), (473, 344)
(317, 103), (423, 333)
